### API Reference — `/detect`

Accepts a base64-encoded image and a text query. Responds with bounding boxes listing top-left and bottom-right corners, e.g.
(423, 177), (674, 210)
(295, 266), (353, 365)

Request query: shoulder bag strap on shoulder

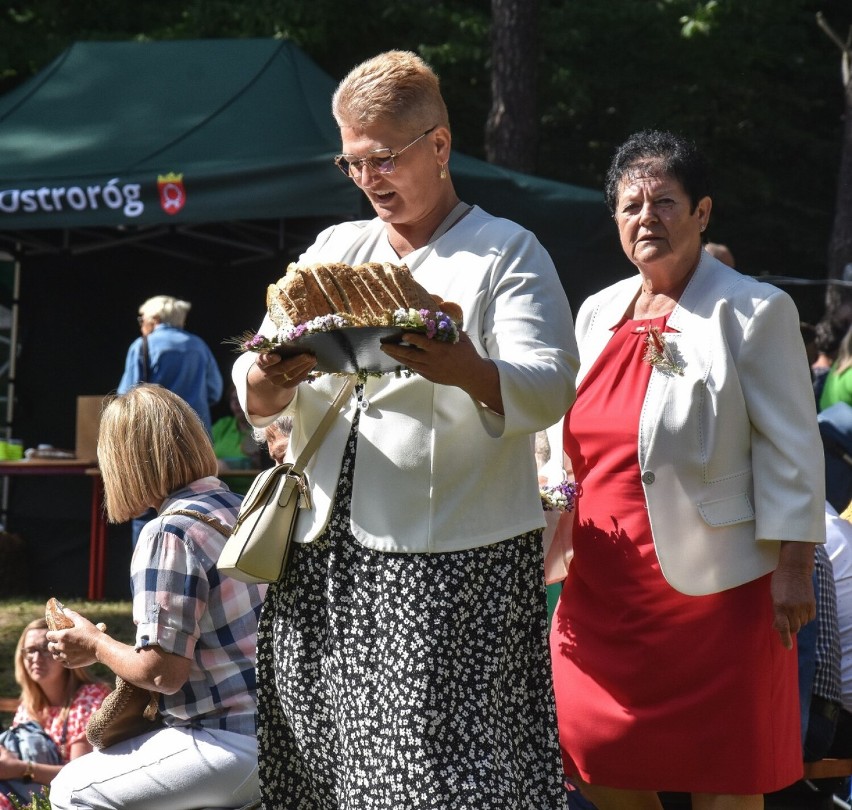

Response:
(159, 508), (232, 537)
(290, 375), (357, 476)
(141, 334), (150, 382)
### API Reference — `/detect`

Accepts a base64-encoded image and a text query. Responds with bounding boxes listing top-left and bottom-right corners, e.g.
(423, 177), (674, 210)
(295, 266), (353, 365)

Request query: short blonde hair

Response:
(332, 50), (449, 133)
(139, 295), (191, 328)
(98, 384), (218, 523)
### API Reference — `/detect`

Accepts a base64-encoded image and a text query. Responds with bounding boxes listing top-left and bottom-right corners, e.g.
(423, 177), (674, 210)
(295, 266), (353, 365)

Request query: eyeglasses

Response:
(137, 316), (145, 325)
(334, 126), (437, 178)
(22, 645), (51, 659)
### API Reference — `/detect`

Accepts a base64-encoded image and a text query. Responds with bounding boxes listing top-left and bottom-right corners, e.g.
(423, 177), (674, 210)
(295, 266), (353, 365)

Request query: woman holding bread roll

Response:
(46, 385), (264, 810)
(233, 49), (579, 810)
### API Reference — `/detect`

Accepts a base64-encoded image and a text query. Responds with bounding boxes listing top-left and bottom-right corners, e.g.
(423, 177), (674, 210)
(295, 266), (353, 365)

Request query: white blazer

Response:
(234, 207), (579, 554)
(574, 252), (825, 595)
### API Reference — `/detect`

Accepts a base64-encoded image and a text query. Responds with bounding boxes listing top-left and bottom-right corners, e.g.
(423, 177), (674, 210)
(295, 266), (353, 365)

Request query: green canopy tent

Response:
(0, 37), (622, 282)
(0, 37), (624, 422)
(0, 38), (624, 596)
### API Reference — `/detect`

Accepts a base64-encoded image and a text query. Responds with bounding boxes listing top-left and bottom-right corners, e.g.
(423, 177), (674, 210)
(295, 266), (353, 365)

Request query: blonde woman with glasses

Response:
(0, 618), (108, 809)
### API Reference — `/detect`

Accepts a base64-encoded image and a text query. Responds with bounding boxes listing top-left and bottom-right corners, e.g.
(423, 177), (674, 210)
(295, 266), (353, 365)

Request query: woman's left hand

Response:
(770, 541), (817, 650)
(381, 330), (503, 413)
(45, 609), (102, 668)
(0, 744), (23, 780)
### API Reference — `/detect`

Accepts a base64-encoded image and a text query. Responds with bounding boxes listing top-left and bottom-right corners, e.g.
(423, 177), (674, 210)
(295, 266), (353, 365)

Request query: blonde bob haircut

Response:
(15, 618), (101, 722)
(332, 50), (449, 135)
(98, 384), (218, 523)
(139, 295), (191, 328)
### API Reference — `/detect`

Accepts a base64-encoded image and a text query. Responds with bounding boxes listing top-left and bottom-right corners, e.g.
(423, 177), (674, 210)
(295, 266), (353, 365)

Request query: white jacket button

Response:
(641, 471), (655, 484)
(359, 399), (370, 412)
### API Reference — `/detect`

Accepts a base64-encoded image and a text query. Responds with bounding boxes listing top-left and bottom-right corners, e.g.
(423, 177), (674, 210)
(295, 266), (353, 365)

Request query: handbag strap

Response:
(290, 375), (357, 476)
(141, 334), (150, 382)
(159, 508), (232, 537)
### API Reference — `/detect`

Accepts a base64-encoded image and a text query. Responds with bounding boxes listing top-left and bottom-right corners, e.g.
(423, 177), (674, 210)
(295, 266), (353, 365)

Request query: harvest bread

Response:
(45, 597), (74, 630)
(267, 262), (462, 328)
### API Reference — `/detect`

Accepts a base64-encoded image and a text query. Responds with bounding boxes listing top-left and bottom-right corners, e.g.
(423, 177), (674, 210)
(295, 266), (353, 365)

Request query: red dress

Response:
(550, 316), (802, 794)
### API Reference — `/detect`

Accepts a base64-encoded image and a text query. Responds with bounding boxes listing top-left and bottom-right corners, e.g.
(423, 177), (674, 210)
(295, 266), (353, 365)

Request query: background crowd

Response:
(3, 42), (852, 810)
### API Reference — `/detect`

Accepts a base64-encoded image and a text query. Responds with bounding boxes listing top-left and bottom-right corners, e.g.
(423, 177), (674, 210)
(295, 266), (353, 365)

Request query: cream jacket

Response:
(574, 252), (825, 595)
(234, 206), (579, 553)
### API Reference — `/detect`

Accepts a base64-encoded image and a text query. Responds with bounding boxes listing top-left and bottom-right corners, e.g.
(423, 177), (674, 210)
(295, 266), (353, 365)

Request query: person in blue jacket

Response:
(118, 295), (223, 543)
(118, 295), (222, 433)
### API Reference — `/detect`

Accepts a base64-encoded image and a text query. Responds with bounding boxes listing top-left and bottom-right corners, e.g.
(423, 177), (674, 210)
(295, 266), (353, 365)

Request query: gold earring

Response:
(440, 163), (447, 180)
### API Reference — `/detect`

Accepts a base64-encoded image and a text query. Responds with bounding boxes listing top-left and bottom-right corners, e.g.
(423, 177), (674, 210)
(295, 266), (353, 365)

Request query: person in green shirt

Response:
(820, 327), (852, 412)
(212, 386), (266, 494)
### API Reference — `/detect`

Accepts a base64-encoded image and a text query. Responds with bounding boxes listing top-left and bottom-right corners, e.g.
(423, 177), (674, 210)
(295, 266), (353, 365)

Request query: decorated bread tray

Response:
(229, 309), (460, 377)
(272, 325), (411, 374)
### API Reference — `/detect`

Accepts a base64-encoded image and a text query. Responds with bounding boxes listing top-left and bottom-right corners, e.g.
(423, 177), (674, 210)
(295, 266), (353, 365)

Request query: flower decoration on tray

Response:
(540, 479), (580, 512)
(228, 261), (463, 378)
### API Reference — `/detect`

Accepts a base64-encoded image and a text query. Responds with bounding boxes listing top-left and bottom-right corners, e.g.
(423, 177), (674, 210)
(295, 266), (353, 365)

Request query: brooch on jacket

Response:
(643, 326), (685, 376)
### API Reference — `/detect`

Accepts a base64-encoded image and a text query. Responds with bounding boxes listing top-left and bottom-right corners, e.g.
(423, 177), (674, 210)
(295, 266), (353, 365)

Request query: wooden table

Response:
(0, 459), (102, 598)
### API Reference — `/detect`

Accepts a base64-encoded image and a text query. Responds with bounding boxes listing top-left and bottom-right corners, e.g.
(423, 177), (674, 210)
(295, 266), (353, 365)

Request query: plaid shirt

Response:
(813, 541), (842, 705)
(131, 476), (265, 736)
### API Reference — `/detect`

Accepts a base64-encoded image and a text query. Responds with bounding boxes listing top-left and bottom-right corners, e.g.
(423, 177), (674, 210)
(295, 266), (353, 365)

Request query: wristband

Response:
(22, 759), (35, 782)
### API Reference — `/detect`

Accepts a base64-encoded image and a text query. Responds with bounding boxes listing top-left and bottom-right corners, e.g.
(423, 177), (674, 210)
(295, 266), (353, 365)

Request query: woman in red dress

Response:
(550, 130), (825, 810)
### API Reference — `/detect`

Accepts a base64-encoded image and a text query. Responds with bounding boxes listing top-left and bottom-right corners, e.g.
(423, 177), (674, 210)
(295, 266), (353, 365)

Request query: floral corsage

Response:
(643, 326), (684, 376)
(540, 479), (580, 512)
(391, 307), (459, 342)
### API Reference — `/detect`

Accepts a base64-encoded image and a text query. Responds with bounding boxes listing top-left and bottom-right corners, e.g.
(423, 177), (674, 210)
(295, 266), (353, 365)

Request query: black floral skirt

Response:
(256, 387), (566, 809)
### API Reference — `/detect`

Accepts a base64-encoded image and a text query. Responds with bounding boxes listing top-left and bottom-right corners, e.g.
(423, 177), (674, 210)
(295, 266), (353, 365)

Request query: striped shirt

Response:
(131, 476), (266, 736)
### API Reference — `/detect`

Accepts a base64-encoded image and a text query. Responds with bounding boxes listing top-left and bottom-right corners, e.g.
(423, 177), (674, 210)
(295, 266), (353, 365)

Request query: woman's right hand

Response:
(254, 351), (316, 389)
(246, 351), (317, 417)
(771, 541), (817, 650)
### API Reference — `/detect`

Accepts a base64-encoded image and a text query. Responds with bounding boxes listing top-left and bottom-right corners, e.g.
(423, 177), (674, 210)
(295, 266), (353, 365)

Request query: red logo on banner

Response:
(157, 173), (186, 215)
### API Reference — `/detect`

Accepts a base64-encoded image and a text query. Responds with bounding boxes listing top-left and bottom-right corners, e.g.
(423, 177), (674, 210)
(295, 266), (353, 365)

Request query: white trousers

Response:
(49, 726), (259, 810)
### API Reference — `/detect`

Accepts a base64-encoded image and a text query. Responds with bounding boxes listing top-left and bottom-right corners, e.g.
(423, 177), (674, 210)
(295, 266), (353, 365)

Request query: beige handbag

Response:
(217, 376), (356, 584)
(85, 675), (162, 749)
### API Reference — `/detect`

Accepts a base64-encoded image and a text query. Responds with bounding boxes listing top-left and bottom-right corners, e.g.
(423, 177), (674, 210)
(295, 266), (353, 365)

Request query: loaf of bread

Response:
(266, 262), (462, 328)
(45, 597), (74, 631)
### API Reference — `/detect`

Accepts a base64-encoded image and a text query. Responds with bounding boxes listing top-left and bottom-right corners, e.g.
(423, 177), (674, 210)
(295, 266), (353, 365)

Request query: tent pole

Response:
(7, 246), (20, 439)
(1, 247), (20, 526)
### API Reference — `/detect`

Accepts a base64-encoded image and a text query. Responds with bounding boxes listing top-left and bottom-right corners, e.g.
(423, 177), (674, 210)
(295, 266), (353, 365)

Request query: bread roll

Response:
(265, 262), (459, 328)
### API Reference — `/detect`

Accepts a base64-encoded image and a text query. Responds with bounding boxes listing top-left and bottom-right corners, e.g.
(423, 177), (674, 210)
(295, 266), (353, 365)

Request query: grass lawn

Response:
(0, 598), (134, 727)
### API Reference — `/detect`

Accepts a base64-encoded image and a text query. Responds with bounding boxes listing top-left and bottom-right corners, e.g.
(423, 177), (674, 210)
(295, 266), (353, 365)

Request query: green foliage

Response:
(8, 787), (51, 810)
(0, 0), (850, 301)
(677, 0), (722, 38)
(536, 0), (848, 305)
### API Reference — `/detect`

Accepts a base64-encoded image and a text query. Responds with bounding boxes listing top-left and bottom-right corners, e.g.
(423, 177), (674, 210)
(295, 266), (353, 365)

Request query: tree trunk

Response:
(827, 73), (852, 319)
(485, 0), (538, 173)
(818, 12), (852, 321)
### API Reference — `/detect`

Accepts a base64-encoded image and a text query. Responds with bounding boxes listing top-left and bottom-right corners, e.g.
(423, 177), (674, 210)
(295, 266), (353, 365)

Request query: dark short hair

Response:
(815, 315), (850, 356)
(800, 321), (817, 345)
(604, 129), (710, 214)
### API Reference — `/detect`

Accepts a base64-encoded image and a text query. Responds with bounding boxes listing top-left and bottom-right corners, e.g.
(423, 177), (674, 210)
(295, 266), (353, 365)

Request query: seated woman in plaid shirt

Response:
(47, 384), (265, 810)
